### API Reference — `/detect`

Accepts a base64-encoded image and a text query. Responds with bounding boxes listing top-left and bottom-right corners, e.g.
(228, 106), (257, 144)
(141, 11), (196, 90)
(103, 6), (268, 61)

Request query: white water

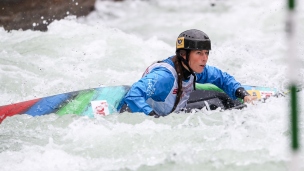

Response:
(0, 0), (304, 170)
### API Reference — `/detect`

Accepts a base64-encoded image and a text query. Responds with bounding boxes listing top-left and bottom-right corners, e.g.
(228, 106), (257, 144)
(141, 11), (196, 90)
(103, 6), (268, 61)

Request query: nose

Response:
(201, 51), (208, 61)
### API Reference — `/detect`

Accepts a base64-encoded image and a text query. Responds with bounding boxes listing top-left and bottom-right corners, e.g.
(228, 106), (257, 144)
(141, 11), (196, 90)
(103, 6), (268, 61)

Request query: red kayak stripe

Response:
(0, 98), (41, 123)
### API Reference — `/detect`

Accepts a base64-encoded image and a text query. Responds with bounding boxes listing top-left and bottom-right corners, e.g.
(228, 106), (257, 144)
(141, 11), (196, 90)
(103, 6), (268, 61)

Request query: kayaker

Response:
(119, 29), (257, 116)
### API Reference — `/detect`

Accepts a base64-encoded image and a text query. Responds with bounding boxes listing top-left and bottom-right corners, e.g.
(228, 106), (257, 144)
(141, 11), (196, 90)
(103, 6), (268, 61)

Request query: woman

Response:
(119, 29), (256, 116)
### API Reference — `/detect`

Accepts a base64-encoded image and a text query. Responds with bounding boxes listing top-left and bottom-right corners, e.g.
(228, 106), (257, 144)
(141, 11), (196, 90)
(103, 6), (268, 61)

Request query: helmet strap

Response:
(176, 50), (196, 90)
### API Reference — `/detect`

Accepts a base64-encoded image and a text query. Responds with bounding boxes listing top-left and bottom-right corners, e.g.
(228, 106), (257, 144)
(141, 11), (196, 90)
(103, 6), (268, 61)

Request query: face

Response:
(182, 50), (209, 73)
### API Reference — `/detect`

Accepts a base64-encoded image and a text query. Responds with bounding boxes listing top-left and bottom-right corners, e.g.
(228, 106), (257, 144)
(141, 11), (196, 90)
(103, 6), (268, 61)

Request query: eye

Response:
(205, 51), (209, 55)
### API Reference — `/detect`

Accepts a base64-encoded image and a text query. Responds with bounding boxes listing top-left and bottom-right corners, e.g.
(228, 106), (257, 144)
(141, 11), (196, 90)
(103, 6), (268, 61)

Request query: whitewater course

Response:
(0, 0), (303, 170)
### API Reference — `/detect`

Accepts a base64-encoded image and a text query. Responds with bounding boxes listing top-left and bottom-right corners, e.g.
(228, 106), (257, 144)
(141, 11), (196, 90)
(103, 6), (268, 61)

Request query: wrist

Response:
(235, 87), (250, 99)
(148, 110), (160, 118)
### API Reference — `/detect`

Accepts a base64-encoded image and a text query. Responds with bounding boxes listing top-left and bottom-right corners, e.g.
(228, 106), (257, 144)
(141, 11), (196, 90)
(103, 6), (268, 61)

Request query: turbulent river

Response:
(0, 0), (304, 170)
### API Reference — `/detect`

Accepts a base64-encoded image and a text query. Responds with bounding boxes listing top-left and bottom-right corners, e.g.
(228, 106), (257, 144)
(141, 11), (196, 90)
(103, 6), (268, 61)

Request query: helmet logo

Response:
(176, 37), (184, 49)
(177, 39), (183, 44)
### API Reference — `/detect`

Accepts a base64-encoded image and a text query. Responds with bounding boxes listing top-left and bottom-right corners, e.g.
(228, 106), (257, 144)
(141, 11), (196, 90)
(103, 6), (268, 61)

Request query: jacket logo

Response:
(147, 78), (156, 97)
(173, 89), (178, 94)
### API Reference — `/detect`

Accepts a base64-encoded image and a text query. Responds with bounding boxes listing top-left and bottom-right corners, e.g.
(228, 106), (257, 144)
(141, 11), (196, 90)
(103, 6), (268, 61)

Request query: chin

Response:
(195, 68), (204, 73)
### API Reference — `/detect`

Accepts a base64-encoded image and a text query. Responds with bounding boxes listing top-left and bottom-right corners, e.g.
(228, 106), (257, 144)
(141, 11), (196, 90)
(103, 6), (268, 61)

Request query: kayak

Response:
(0, 83), (280, 123)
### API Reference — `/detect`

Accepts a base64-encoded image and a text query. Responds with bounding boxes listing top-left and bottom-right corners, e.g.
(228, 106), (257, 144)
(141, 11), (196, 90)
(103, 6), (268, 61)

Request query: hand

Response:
(148, 111), (160, 118)
(243, 95), (258, 104)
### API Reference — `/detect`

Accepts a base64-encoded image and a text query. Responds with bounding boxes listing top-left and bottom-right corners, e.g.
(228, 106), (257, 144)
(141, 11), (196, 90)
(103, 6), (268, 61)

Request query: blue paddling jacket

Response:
(119, 56), (243, 116)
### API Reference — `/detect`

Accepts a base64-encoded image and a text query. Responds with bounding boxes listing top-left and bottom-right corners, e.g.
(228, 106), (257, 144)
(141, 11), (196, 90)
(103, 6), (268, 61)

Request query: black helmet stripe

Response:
(183, 38), (211, 50)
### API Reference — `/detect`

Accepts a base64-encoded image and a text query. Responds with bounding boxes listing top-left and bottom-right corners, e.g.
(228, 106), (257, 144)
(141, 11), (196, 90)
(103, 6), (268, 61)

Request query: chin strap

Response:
(176, 51), (196, 90)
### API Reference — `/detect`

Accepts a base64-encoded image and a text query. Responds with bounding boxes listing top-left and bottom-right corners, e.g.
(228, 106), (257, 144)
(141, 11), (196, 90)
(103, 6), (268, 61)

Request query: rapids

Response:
(0, 0), (303, 170)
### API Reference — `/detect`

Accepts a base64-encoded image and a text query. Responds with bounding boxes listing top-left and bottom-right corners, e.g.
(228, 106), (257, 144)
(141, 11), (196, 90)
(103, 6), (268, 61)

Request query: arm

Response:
(196, 65), (245, 100)
(124, 67), (175, 115)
